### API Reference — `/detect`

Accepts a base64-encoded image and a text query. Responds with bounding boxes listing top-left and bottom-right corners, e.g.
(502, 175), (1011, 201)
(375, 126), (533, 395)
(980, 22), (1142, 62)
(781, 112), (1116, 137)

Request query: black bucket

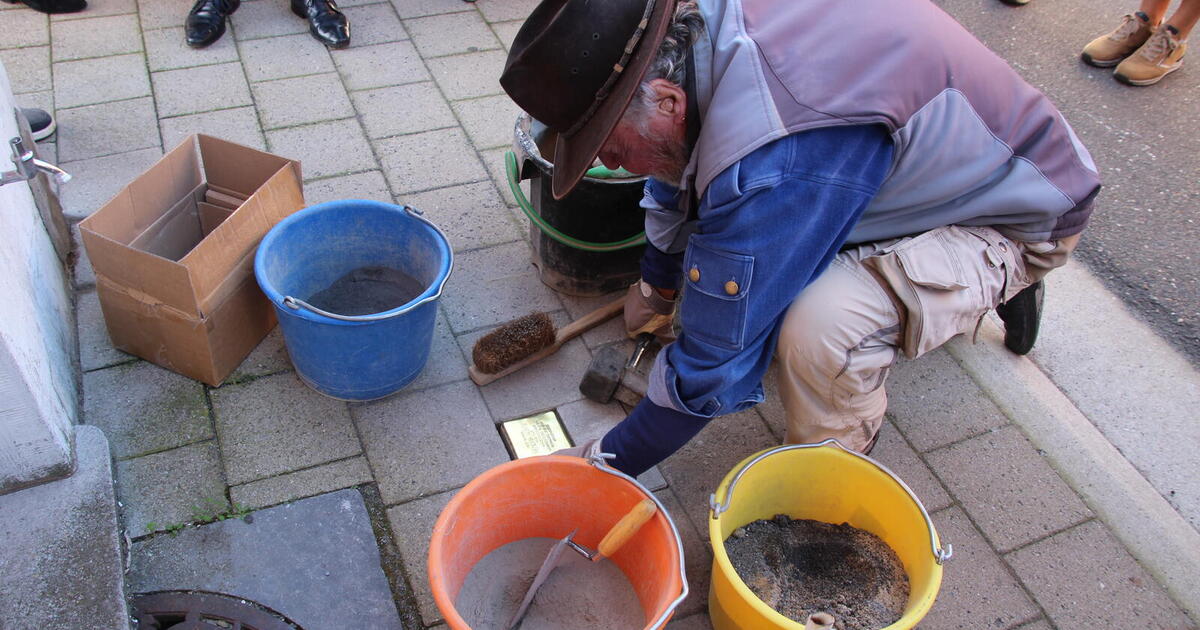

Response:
(509, 114), (646, 297)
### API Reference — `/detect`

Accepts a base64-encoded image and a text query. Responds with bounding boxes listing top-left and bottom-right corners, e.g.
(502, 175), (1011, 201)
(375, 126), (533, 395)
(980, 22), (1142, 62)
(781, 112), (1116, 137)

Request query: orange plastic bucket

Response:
(428, 455), (688, 629)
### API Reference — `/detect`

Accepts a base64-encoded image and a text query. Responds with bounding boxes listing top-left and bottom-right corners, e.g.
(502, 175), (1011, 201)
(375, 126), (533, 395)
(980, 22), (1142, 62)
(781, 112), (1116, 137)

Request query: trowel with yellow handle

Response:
(506, 499), (658, 630)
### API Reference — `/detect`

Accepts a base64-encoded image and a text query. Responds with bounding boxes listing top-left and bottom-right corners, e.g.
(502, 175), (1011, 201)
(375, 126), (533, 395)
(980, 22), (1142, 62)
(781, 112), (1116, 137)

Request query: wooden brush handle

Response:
(596, 499), (657, 561)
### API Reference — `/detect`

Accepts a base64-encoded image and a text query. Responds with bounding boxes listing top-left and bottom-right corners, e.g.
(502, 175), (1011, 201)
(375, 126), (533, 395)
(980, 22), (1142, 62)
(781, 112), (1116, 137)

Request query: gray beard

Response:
(638, 128), (689, 187)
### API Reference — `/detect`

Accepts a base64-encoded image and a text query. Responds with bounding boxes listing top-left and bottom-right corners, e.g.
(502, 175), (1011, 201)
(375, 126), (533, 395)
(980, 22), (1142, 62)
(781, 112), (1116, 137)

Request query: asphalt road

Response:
(935, 0), (1200, 365)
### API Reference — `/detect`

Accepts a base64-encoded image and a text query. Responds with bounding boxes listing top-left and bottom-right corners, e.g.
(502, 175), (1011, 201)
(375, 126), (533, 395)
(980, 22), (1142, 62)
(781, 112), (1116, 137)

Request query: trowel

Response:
(506, 499), (658, 629)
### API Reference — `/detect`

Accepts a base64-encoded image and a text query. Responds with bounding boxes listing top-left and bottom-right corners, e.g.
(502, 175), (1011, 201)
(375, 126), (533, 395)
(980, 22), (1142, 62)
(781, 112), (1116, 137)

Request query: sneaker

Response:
(996, 281), (1043, 355)
(1115, 25), (1187, 85)
(20, 108), (56, 141)
(1082, 12), (1155, 67)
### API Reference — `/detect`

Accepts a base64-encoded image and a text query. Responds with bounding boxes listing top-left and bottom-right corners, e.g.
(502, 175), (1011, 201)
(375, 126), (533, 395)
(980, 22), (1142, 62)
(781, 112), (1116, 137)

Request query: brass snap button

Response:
(689, 268), (700, 283)
(724, 280), (739, 295)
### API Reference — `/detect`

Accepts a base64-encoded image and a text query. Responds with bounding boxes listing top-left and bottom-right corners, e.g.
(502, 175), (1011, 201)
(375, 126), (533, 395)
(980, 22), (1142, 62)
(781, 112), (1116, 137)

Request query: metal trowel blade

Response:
(506, 529), (576, 630)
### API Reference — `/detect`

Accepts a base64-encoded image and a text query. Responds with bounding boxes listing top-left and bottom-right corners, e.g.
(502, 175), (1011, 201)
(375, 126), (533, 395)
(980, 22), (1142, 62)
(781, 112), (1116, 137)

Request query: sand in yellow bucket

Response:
(707, 440), (951, 630)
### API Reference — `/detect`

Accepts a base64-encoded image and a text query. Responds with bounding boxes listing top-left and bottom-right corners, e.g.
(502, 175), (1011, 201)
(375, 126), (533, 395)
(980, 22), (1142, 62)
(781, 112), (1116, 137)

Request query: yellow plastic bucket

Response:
(707, 440), (951, 629)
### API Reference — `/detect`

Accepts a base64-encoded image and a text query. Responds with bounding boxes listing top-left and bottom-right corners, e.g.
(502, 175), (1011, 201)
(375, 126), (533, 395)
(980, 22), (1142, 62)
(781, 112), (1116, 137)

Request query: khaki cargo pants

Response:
(775, 225), (1078, 452)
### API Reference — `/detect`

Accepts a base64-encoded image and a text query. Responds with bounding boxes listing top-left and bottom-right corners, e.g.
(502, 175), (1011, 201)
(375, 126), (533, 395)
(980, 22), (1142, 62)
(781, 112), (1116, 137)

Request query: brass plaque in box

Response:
(500, 411), (572, 459)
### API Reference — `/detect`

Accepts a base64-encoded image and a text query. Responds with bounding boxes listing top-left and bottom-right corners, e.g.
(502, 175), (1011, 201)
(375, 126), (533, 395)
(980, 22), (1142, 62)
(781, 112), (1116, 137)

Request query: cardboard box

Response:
(79, 135), (304, 386)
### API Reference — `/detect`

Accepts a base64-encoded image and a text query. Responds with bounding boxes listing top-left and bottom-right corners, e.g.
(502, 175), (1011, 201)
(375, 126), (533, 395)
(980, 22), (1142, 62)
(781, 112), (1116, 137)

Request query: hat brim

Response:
(550, 0), (678, 200)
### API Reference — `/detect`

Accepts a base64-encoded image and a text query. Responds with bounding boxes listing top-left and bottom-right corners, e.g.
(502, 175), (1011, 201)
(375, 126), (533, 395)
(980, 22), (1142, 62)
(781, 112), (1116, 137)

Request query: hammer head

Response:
(579, 344), (626, 403)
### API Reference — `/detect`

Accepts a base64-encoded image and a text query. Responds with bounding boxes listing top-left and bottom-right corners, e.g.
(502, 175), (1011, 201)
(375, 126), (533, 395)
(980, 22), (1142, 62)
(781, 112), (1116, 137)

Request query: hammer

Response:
(579, 333), (655, 404)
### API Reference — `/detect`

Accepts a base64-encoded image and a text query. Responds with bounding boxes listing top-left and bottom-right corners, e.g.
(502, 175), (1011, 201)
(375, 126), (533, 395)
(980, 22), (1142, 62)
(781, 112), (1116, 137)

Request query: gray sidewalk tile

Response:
(332, 40), (428, 91)
(490, 20), (520, 50)
(479, 146), (525, 207)
(230, 455), (374, 510)
(557, 290), (628, 350)
(50, 0), (136, 19)
(0, 10), (49, 49)
(1014, 621), (1052, 630)
(657, 489), (713, 618)
(53, 54), (150, 109)
(76, 289), (133, 370)
(14, 89), (53, 116)
(304, 170), (393, 205)
(137, 0), (186, 30)
(869, 420), (954, 513)
(350, 82), (456, 139)
(340, 3), (407, 46)
(385, 489), (456, 625)
(50, 14), (142, 61)
(926, 424), (1092, 553)
(356, 380), (509, 504)
(437, 240), (562, 333)
(917, 507), (1040, 630)
(376, 127), (488, 194)
(452, 94), (520, 149)
(152, 62), (254, 117)
(227, 327), (292, 384)
(252, 72), (354, 129)
(425, 49), (507, 101)
(404, 12), (500, 58)
(401, 181), (521, 252)
(667, 614), (714, 630)
(0, 46), (50, 95)
(159, 106), (267, 152)
(56, 96), (160, 161)
(115, 441), (227, 535)
(60, 147), (163, 220)
(404, 309), (469, 392)
(1006, 519), (1193, 629)
(388, 0), (470, 19)
(35, 140), (56, 164)
(211, 371), (362, 485)
(83, 361), (212, 459)
(70, 224), (96, 289)
(886, 350), (1010, 452)
(266, 118), (376, 179)
(240, 33), (335, 82)
(472, 0), (537, 24)
(144, 26), (240, 71)
(230, 0), (308, 40)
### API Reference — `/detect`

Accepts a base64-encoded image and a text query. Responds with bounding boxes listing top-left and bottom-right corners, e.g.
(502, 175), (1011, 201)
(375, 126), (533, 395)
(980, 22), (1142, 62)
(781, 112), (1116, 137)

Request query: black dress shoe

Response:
(996, 280), (1044, 355)
(185, 0), (240, 48)
(291, 0), (350, 49)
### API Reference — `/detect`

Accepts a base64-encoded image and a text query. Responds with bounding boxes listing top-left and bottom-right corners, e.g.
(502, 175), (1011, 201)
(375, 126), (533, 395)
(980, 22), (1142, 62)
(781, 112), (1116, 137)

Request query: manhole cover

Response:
(130, 591), (304, 630)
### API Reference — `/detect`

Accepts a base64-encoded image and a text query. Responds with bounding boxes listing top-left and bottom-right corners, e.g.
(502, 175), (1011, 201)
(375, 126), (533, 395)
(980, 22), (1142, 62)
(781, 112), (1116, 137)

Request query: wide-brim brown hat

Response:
(500, 0), (678, 199)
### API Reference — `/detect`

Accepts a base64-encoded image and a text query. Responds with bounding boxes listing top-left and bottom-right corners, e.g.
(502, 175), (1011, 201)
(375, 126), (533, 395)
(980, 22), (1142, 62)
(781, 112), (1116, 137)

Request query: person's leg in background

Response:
(1081, 0), (1168, 67)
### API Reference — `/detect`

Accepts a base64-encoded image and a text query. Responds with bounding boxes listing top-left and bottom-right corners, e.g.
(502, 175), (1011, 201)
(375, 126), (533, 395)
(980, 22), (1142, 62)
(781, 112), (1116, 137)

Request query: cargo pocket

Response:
(680, 240), (754, 351)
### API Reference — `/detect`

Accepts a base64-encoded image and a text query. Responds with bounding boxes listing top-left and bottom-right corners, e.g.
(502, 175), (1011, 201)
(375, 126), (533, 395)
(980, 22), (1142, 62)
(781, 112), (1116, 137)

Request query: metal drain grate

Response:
(130, 591), (304, 630)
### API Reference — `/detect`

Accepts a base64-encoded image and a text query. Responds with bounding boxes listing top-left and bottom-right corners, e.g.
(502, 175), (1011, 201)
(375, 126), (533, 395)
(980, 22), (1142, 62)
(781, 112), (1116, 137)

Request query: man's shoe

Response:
(185, 0), (240, 48)
(996, 281), (1043, 355)
(291, 0), (349, 49)
(1114, 25), (1187, 85)
(20, 108), (56, 141)
(1082, 12), (1156, 67)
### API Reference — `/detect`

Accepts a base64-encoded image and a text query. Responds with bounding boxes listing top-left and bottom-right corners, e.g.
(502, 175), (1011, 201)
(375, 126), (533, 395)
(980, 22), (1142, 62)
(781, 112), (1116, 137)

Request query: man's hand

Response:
(624, 278), (677, 340)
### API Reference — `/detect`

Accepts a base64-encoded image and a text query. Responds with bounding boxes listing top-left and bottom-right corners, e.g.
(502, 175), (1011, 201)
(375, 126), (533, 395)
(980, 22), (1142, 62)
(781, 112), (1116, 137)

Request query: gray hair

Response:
(624, 0), (705, 130)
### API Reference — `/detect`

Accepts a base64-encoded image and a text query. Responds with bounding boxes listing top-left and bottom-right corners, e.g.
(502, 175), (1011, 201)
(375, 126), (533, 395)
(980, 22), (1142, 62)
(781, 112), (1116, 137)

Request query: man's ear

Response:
(649, 78), (687, 122)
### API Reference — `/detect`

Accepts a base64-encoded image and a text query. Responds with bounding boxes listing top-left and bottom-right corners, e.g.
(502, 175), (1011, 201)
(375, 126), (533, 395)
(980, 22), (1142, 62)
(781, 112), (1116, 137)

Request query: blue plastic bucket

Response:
(254, 200), (452, 401)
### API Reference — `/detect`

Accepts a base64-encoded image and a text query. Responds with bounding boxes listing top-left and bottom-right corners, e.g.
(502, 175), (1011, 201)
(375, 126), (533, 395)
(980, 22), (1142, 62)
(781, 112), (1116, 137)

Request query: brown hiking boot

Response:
(1081, 11), (1155, 67)
(1115, 25), (1187, 85)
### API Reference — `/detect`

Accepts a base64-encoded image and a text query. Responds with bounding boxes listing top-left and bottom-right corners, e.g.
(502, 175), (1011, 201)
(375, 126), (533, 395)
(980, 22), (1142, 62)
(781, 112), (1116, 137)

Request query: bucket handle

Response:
(707, 439), (953, 565)
(282, 205), (454, 322)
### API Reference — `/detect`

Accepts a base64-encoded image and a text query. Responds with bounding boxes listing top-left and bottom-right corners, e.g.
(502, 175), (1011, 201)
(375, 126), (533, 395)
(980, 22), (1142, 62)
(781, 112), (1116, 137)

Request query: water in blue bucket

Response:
(254, 200), (452, 400)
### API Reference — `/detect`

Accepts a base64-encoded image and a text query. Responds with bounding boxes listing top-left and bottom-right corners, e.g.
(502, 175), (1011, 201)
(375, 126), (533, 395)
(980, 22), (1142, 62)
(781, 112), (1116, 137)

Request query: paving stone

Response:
(666, 613), (714, 630)
(388, 0), (471, 19)
(239, 33), (335, 82)
(490, 19), (521, 51)
(479, 146), (526, 207)
(152, 62), (253, 117)
(211, 371), (361, 485)
(401, 181), (520, 252)
(83, 361), (212, 458)
(657, 489), (713, 619)
(1013, 621), (1053, 630)
(555, 288), (627, 350)
(159, 106), (267, 152)
(357, 380), (509, 503)
(0, 46), (50, 94)
(226, 327), (292, 383)
(14, 89), (53, 117)
(115, 441), (226, 535)
(144, 25), (240, 71)
(376, 127), (488, 194)
(917, 507), (1040, 630)
(76, 289), (134, 371)
(252, 72), (354, 129)
(49, 0), (136, 19)
(60, 147), (163, 220)
(437, 240), (561, 333)
(137, 0), (185, 29)
(887, 350), (1010, 452)
(868, 419), (955, 513)
(304, 169), (393, 205)
(926, 424), (1092, 552)
(56, 96), (160, 161)
(404, 11), (500, 58)
(51, 14), (142, 61)
(1006, 519), (1193, 629)
(35, 140), (57, 164)
(53, 54), (150, 109)
(425, 49), (507, 100)
(452, 94), (520, 149)
(129, 489), (404, 630)
(385, 489), (456, 625)
(0, 10), (49, 48)
(472, 0), (538, 23)
(340, 3), (407, 46)
(266, 118), (376, 179)
(333, 40), (428, 91)
(230, 455), (374, 509)
(404, 309), (470, 392)
(230, 0), (308, 40)
(70, 223), (96, 288)
(351, 82), (456, 139)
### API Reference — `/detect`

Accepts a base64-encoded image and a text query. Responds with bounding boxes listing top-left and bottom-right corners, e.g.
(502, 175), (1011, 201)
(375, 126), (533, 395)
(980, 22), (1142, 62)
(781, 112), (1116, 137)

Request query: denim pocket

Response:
(680, 239), (754, 351)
